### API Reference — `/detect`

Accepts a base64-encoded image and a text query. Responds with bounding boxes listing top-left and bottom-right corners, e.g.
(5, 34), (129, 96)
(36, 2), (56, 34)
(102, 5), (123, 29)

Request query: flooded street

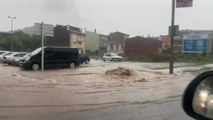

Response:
(0, 60), (206, 120)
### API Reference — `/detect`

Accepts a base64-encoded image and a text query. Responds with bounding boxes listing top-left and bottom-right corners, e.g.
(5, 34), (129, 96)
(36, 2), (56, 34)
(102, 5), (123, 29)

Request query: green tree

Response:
(0, 31), (41, 52)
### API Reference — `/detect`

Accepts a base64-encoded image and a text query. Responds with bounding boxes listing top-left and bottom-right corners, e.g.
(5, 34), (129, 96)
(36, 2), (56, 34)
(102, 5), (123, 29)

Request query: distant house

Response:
(107, 32), (129, 54)
(125, 36), (162, 56)
(46, 25), (86, 53)
(84, 31), (108, 56)
(160, 35), (182, 53)
(85, 31), (99, 54)
(99, 34), (108, 55)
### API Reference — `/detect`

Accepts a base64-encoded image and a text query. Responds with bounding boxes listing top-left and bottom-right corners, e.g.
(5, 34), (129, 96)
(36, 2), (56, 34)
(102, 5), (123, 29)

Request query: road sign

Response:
(176, 0), (193, 8)
(182, 34), (208, 53)
(169, 25), (179, 36)
(34, 23), (54, 37)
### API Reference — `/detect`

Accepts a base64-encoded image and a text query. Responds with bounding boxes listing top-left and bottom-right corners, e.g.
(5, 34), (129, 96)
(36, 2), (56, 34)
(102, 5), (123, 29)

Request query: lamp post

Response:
(8, 16), (16, 51)
(169, 0), (175, 74)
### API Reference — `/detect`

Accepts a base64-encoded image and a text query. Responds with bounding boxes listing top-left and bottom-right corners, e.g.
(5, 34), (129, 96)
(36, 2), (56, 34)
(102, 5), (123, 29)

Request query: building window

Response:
(73, 34), (77, 39)
(121, 44), (124, 49)
(104, 43), (107, 47)
(110, 44), (113, 48)
(116, 44), (119, 50)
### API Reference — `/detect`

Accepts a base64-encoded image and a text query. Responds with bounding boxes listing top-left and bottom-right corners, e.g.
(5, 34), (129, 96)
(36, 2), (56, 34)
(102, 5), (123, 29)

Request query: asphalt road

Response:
(0, 61), (200, 120)
(33, 97), (194, 120)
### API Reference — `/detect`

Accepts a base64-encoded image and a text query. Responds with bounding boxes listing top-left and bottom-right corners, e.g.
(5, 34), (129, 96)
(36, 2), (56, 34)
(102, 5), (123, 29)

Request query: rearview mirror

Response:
(182, 71), (213, 120)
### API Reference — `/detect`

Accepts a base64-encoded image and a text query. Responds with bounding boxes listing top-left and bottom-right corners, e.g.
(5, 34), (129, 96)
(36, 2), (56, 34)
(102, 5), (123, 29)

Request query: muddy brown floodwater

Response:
(0, 60), (195, 120)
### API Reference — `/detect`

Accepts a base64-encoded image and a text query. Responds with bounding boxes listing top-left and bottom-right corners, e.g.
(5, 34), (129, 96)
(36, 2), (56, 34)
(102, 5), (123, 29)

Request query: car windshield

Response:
(30, 48), (41, 56)
(4, 52), (12, 56)
(0, 52), (5, 55)
(13, 53), (25, 57)
(20, 53), (27, 57)
(1, 0), (213, 120)
(22, 53), (30, 58)
(110, 53), (118, 56)
(7, 53), (17, 57)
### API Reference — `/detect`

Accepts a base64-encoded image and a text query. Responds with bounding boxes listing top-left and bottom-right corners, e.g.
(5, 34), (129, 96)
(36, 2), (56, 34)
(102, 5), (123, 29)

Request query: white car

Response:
(0, 50), (9, 55)
(103, 53), (123, 61)
(0, 51), (13, 62)
(13, 53), (30, 66)
(2, 52), (27, 65)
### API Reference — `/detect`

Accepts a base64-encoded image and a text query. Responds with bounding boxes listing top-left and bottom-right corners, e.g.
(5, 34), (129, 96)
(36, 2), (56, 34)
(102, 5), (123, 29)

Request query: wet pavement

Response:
(47, 97), (193, 120)
(0, 60), (205, 120)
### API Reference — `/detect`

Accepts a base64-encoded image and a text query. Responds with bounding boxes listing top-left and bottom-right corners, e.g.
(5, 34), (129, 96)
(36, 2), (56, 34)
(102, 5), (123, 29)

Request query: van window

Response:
(54, 51), (70, 59)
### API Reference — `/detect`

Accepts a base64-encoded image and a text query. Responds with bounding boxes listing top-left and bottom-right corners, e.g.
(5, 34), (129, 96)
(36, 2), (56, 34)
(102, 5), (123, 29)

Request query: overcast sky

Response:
(0, 0), (213, 37)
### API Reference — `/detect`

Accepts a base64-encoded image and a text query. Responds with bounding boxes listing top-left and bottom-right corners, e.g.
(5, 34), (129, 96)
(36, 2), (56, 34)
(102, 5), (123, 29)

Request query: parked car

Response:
(20, 47), (80, 70)
(11, 53), (29, 66)
(0, 52), (13, 63)
(103, 53), (123, 62)
(0, 50), (9, 55)
(79, 53), (90, 64)
(0, 51), (8, 61)
(2, 52), (27, 65)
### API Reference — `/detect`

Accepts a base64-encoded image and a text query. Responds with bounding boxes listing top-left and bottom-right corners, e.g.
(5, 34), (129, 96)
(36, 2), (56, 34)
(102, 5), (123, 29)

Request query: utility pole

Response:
(8, 16), (16, 51)
(169, 0), (175, 74)
(41, 22), (44, 71)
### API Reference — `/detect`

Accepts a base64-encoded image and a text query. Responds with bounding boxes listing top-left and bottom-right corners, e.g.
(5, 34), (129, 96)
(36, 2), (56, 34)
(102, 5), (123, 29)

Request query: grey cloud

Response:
(42, 0), (69, 13)
(1, 0), (213, 36)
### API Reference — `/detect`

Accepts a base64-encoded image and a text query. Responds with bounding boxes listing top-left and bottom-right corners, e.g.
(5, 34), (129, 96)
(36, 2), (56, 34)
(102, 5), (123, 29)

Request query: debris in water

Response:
(134, 78), (147, 83)
(105, 67), (134, 76)
(48, 79), (58, 85)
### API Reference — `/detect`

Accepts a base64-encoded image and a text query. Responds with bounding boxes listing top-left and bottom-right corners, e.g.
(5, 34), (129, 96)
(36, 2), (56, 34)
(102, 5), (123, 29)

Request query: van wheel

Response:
(32, 63), (40, 71)
(69, 63), (75, 68)
(85, 60), (89, 64)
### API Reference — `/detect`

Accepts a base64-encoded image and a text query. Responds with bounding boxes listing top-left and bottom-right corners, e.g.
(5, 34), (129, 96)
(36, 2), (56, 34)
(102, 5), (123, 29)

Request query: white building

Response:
(21, 23), (54, 37)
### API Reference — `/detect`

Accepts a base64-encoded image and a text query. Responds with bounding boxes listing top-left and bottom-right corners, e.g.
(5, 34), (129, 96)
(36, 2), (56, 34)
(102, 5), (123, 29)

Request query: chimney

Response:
(67, 25), (70, 30)
(84, 28), (87, 32)
(94, 29), (96, 33)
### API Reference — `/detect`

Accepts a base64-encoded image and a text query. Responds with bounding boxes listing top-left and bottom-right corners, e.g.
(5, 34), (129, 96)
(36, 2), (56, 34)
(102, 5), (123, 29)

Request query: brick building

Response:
(125, 36), (162, 56)
(46, 25), (86, 53)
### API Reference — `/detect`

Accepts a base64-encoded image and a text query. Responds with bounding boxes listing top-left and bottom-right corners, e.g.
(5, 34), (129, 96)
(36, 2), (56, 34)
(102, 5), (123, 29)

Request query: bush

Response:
(195, 56), (203, 61)
(178, 54), (185, 59)
(151, 54), (169, 62)
(125, 54), (169, 62)
(174, 54), (213, 64)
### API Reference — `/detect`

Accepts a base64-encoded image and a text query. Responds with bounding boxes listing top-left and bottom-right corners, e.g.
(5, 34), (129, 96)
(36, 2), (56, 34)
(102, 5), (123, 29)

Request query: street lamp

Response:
(8, 16), (16, 51)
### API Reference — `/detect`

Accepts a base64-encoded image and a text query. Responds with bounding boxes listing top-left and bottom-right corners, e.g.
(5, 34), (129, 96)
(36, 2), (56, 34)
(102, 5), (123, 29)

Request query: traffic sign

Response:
(34, 23), (54, 37)
(169, 25), (179, 36)
(176, 0), (193, 8)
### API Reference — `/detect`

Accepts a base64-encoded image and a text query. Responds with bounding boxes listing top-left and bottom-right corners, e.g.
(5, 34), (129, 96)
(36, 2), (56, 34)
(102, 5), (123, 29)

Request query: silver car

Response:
(2, 52), (27, 65)
(12, 53), (30, 66)
(0, 52), (13, 63)
(103, 53), (123, 62)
